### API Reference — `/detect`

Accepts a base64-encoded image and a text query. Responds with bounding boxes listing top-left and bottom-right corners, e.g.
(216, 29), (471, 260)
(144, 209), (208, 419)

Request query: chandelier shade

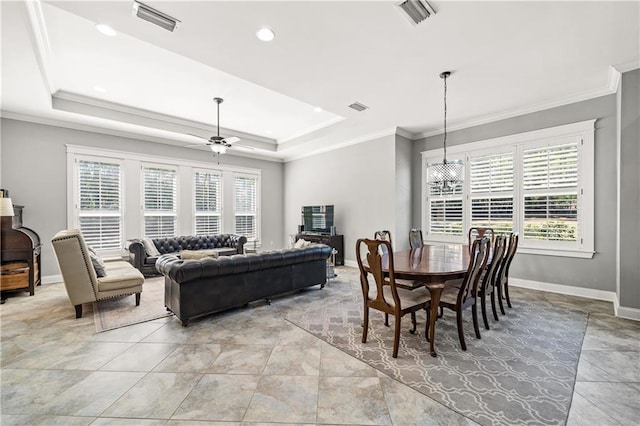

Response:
(426, 71), (463, 193)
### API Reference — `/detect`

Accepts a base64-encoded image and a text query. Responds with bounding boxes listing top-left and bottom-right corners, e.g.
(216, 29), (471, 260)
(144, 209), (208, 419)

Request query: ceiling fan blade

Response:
(223, 136), (240, 145)
(186, 133), (211, 141)
(184, 143), (211, 148)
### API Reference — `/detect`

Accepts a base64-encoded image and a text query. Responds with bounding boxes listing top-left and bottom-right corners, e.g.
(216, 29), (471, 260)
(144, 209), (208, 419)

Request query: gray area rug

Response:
(93, 277), (172, 332)
(287, 268), (588, 426)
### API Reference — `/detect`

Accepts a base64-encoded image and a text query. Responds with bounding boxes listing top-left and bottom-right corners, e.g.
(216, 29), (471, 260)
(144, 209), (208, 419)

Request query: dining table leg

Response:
(426, 283), (445, 357)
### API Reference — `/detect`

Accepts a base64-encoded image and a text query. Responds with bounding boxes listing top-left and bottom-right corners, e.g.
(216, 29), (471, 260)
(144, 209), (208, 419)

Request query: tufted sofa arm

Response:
(156, 244), (332, 284)
(128, 234), (247, 276)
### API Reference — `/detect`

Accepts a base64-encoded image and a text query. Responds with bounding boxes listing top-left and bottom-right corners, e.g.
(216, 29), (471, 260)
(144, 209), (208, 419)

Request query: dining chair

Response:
(477, 234), (507, 330)
(356, 238), (431, 358)
(375, 230), (422, 294)
(409, 228), (424, 249)
(496, 233), (519, 312)
(374, 230), (392, 254)
(468, 227), (495, 248)
(424, 236), (490, 351)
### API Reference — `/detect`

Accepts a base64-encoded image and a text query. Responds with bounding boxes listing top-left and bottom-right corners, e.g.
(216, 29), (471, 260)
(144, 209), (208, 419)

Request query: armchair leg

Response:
(75, 304), (82, 319)
(135, 292), (141, 306)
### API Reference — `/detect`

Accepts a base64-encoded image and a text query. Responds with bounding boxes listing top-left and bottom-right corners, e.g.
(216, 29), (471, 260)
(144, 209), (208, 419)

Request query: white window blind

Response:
(234, 174), (258, 240)
(469, 151), (514, 233)
(194, 171), (221, 235)
(429, 198), (463, 236)
(523, 143), (578, 242)
(77, 159), (122, 251)
(143, 165), (177, 238)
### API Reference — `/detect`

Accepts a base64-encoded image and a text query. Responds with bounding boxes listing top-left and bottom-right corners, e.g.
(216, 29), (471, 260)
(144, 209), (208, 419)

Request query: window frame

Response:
(422, 120), (595, 258)
(70, 155), (124, 257)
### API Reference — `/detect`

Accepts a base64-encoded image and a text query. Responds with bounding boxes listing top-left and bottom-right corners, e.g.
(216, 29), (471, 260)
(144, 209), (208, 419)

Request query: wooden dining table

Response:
(380, 244), (470, 357)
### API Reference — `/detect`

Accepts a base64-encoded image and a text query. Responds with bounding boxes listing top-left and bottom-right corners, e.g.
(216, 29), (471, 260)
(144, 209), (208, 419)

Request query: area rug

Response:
(93, 277), (172, 332)
(286, 268), (588, 426)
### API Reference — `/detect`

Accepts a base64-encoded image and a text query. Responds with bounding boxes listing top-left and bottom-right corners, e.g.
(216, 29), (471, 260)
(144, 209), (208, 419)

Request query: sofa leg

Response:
(321, 281), (326, 289)
(265, 298), (271, 305)
(181, 319), (189, 327)
(135, 292), (141, 306)
(75, 304), (82, 319)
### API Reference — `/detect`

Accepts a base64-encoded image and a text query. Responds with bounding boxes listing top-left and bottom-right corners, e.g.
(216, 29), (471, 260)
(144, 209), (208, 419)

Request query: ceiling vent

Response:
(348, 102), (369, 112)
(396, 0), (436, 25)
(132, 1), (180, 32)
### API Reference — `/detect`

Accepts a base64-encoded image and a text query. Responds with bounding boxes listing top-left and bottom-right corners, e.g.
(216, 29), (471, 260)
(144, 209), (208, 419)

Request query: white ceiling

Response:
(1, 0), (638, 161)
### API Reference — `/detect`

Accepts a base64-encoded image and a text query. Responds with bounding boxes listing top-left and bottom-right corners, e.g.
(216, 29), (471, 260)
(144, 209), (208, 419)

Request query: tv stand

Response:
(296, 233), (344, 266)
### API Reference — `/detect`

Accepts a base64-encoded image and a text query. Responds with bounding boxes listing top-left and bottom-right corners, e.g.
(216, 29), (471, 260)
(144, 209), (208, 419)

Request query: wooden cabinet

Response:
(1, 205), (41, 296)
(296, 233), (344, 266)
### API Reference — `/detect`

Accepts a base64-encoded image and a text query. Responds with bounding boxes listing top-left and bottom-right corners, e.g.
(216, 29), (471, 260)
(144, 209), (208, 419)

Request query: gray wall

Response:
(0, 118), (284, 278)
(412, 95), (618, 292)
(619, 69), (640, 309)
(394, 134), (413, 251)
(284, 135), (396, 262)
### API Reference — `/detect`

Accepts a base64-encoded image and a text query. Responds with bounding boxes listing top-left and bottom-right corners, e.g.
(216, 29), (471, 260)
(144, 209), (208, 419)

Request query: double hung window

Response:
(143, 165), (177, 239)
(194, 170), (222, 235)
(234, 174), (259, 241)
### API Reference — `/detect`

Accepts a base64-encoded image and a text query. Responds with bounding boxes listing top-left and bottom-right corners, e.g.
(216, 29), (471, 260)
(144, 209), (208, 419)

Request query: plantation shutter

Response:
(194, 171), (222, 235)
(522, 142), (578, 241)
(78, 159), (122, 251)
(234, 174), (257, 240)
(469, 151), (514, 233)
(143, 165), (177, 238)
(429, 198), (463, 235)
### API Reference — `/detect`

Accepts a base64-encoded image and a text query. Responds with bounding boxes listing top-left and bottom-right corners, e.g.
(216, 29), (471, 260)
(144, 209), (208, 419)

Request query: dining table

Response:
(380, 244), (471, 357)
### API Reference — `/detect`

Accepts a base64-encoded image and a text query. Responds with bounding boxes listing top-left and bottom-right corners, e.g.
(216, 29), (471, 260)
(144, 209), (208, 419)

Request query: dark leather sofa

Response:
(155, 244), (332, 326)
(128, 234), (247, 276)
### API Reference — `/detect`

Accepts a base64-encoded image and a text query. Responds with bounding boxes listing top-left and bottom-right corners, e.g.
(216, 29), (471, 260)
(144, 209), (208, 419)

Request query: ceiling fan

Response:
(185, 97), (243, 155)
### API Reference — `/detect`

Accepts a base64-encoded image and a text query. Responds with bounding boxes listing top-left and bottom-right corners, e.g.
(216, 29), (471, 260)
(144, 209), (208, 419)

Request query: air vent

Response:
(348, 102), (369, 112)
(397, 0), (436, 25)
(132, 1), (180, 32)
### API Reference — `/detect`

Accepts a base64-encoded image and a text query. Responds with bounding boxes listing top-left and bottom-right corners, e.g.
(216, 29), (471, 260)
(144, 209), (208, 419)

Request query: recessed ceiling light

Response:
(95, 24), (117, 37)
(93, 86), (107, 93)
(256, 27), (275, 42)
(314, 107), (323, 112)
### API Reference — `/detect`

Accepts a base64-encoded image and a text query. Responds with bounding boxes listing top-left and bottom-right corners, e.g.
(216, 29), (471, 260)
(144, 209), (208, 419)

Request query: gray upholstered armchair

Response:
(51, 229), (144, 318)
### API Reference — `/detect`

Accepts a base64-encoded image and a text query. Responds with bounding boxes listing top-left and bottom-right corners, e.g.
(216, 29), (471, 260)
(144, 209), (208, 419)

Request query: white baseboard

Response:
(510, 278), (616, 302)
(614, 298), (640, 321)
(344, 260), (358, 268)
(42, 274), (63, 284)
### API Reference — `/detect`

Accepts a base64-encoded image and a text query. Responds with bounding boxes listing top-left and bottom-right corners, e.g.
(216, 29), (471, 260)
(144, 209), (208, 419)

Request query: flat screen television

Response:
(301, 205), (334, 234)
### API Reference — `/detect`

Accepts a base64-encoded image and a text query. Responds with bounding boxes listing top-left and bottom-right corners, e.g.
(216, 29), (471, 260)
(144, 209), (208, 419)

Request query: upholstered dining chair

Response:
(468, 227), (495, 249)
(477, 234), (507, 330)
(409, 228), (424, 249)
(496, 233), (519, 312)
(356, 238), (431, 358)
(425, 237), (490, 351)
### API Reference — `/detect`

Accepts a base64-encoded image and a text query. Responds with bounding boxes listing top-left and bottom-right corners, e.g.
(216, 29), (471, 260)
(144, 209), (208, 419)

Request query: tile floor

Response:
(1, 266), (639, 425)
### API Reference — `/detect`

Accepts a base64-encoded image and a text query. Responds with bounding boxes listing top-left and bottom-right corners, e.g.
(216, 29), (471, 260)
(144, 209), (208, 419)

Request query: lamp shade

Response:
(0, 198), (15, 216)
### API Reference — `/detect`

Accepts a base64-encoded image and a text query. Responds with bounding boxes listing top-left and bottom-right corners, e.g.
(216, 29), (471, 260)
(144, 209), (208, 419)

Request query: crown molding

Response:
(614, 58), (640, 74)
(415, 83), (616, 140)
(0, 110), (284, 163)
(25, 0), (56, 94)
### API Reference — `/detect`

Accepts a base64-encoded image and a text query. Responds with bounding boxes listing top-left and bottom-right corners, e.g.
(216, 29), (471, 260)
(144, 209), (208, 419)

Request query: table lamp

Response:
(0, 198), (15, 228)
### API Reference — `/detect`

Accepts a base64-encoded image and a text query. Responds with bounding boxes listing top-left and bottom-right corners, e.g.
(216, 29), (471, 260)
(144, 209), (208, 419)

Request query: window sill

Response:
(517, 247), (595, 259)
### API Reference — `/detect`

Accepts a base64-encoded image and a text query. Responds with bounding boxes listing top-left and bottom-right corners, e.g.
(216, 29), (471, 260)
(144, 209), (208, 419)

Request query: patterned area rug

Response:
(93, 277), (172, 332)
(287, 268), (588, 426)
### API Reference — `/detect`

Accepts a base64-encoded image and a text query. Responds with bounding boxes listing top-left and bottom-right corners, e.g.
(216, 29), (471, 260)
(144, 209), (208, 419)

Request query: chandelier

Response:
(426, 71), (463, 193)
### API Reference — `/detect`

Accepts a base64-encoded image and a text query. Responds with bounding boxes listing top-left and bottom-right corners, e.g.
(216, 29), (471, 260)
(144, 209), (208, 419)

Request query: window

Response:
(234, 174), (259, 241)
(422, 120), (595, 258)
(194, 170), (222, 235)
(75, 158), (122, 253)
(143, 165), (177, 238)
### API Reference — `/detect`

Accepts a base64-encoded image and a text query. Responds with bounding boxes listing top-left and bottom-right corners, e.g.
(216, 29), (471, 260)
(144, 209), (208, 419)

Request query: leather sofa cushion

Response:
(181, 250), (219, 260)
(153, 235), (241, 254)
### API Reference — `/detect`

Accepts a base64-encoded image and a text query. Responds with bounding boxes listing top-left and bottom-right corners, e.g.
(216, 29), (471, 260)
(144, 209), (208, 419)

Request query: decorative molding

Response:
(415, 87), (613, 140)
(614, 58), (640, 74)
(608, 65), (622, 93)
(614, 299), (640, 322)
(395, 127), (416, 140)
(25, 0), (56, 94)
(510, 278), (616, 303)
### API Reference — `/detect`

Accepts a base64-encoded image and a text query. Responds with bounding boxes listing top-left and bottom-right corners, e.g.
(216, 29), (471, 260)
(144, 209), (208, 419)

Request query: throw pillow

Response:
(142, 238), (161, 257)
(180, 250), (219, 260)
(87, 246), (107, 277)
(294, 239), (310, 249)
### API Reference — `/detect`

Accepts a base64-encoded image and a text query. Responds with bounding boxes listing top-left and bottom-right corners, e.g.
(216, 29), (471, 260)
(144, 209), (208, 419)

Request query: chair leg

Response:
(74, 304), (82, 319)
(384, 313), (389, 327)
(472, 303), (481, 339)
(481, 292), (490, 330)
(456, 309), (466, 351)
(392, 314), (401, 358)
(438, 306), (444, 318)
(410, 312), (417, 334)
(135, 292), (141, 306)
(362, 305), (369, 343)
(497, 282), (506, 315)
(505, 278), (512, 308)
(491, 290), (499, 321)
(424, 308), (431, 342)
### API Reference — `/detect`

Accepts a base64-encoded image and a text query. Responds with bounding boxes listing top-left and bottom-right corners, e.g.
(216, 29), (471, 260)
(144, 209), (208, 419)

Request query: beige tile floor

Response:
(1, 266), (639, 425)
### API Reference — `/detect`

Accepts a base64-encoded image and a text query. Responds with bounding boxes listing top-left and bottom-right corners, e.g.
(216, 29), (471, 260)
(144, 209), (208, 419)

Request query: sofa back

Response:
(153, 234), (247, 255)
